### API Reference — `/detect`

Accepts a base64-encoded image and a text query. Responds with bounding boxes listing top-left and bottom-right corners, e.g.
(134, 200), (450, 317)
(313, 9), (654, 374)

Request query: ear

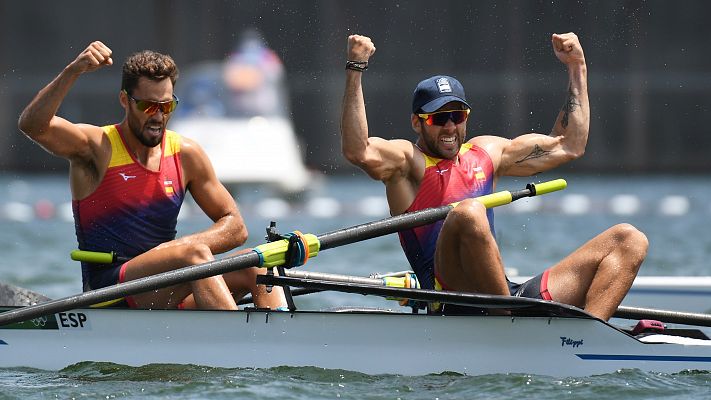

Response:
(119, 90), (128, 109)
(411, 114), (422, 134)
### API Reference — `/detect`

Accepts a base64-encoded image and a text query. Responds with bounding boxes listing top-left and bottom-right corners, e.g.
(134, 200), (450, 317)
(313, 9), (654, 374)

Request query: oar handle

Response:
(529, 178), (567, 196)
(70, 250), (130, 264)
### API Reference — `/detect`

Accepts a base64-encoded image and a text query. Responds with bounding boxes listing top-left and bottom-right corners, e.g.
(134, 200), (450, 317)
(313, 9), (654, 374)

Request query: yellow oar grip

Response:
(475, 191), (515, 208)
(450, 191), (514, 209)
(253, 233), (320, 267)
(533, 179), (567, 195)
(70, 250), (115, 264)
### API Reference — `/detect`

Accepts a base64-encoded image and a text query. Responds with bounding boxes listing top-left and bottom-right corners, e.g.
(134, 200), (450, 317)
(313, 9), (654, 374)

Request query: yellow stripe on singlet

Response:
(103, 126), (182, 168)
(103, 125), (133, 168)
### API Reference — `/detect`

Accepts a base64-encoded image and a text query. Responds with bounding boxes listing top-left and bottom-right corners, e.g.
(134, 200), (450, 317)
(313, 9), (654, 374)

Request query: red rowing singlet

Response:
(73, 125), (185, 290)
(397, 143), (495, 289)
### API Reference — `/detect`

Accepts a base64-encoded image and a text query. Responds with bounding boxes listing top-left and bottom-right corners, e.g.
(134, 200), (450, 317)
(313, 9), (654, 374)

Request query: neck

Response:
(117, 121), (161, 167)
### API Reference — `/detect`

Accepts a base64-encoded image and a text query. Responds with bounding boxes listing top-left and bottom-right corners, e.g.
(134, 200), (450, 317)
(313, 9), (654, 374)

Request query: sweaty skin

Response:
(340, 33), (648, 321)
(18, 41), (285, 310)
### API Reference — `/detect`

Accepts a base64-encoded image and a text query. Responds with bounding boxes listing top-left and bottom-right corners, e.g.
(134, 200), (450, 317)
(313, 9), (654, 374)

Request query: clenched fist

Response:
(551, 33), (585, 66)
(67, 41), (113, 75)
(347, 34), (376, 62)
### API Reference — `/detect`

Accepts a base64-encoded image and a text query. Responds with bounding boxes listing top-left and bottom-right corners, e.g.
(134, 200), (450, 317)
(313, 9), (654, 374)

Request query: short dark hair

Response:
(121, 50), (179, 94)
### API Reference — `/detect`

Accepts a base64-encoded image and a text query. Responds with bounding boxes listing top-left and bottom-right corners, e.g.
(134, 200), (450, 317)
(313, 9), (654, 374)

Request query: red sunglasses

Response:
(417, 109), (470, 126)
(124, 90), (179, 115)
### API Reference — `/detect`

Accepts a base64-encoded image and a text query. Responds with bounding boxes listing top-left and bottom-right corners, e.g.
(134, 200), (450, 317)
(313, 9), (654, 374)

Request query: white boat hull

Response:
(2, 307), (711, 376)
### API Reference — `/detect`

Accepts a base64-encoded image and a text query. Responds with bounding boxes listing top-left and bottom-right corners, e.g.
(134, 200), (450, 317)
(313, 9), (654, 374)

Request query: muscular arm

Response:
(492, 33), (589, 177)
(17, 41), (113, 162)
(164, 137), (247, 255)
(341, 67), (411, 182)
(340, 35), (421, 214)
(340, 35), (414, 181)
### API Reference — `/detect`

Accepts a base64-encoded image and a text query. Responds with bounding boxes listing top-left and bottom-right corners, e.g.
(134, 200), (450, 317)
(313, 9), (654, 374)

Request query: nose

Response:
(443, 117), (457, 129)
(151, 108), (169, 119)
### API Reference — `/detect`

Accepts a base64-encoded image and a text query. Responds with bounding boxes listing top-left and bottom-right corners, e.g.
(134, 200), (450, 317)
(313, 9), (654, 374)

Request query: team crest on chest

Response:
(164, 180), (175, 195)
(473, 166), (486, 181)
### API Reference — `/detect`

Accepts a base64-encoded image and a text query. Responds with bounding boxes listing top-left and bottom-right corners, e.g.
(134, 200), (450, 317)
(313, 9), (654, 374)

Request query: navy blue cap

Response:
(412, 75), (471, 113)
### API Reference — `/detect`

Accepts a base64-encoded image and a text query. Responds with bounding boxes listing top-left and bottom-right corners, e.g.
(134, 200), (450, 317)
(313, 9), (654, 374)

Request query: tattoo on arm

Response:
(515, 144), (552, 164)
(560, 87), (581, 129)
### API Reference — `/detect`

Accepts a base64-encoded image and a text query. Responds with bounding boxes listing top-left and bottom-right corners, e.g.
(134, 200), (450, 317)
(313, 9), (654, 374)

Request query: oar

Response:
(614, 306), (711, 327)
(258, 274), (595, 318)
(0, 179), (566, 326)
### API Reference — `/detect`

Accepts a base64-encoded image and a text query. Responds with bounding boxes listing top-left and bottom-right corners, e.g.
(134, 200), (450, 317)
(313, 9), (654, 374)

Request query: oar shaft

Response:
(615, 306), (711, 328)
(285, 270), (383, 286)
(0, 179), (566, 326)
(0, 252), (262, 326)
(317, 179), (567, 251)
(317, 205), (452, 250)
(258, 275), (594, 317)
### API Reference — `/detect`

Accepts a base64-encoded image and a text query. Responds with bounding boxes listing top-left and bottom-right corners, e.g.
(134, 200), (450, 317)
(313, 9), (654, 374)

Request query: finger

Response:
(89, 41), (113, 65)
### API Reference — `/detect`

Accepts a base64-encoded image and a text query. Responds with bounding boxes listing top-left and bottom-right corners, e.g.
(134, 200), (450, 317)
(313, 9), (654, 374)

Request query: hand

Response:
(551, 33), (585, 66)
(347, 34), (376, 62)
(67, 41), (113, 75)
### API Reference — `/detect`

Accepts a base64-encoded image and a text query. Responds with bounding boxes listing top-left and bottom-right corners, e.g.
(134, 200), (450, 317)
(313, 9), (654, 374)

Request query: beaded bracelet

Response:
(345, 60), (368, 72)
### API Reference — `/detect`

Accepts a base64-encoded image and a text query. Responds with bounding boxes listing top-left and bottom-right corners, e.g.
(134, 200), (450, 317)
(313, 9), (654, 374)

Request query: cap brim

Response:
(419, 96), (471, 113)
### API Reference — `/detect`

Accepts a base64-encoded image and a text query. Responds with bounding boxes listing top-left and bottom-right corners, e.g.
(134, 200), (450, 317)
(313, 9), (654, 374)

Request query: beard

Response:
(127, 112), (165, 148)
(420, 132), (463, 160)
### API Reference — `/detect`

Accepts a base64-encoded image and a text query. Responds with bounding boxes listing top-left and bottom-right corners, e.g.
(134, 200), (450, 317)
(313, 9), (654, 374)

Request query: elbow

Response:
(568, 147), (585, 160)
(232, 222), (249, 246)
(235, 230), (248, 247)
(17, 111), (46, 140)
(223, 214), (249, 248)
(17, 113), (32, 136)
(342, 147), (367, 168)
(560, 138), (586, 161)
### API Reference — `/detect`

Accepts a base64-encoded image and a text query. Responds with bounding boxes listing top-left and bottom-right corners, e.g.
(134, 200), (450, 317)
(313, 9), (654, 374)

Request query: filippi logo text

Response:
(560, 336), (584, 348)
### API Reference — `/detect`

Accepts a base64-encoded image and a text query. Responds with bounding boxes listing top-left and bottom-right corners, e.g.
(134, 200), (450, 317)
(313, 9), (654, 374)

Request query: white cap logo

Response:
(436, 77), (452, 93)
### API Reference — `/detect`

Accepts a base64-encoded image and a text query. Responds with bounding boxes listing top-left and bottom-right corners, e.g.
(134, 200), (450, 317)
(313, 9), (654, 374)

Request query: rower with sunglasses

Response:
(341, 33), (648, 321)
(17, 41), (286, 311)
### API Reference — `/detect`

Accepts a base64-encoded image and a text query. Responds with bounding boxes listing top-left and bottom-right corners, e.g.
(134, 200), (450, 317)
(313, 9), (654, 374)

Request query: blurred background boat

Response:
(168, 30), (313, 195)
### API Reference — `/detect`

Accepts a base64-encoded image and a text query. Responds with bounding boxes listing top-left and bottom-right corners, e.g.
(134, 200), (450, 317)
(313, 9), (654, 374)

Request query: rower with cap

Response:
(340, 33), (648, 321)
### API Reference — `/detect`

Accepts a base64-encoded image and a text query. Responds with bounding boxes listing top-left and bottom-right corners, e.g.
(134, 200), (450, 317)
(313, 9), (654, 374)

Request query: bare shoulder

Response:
(469, 135), (509, 154)
(178, 135), (209, 160)
(75, 123), (108, 142)
(390, 138), (417, 153)
(177, 135), (217, 182)
(70, 123), (110, 162)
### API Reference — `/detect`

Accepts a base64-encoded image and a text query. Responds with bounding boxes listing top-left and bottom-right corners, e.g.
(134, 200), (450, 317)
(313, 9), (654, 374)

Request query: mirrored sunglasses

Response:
(417, 109), (470, 126)
(124, 90), (179, 115)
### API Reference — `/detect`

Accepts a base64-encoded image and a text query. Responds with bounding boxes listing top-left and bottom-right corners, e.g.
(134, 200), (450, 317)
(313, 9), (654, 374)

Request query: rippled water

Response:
(1, 173), (711, 399)
(2, 363), (711, 400)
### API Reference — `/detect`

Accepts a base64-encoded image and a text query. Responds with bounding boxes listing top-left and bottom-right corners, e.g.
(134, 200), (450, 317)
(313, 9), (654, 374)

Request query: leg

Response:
(121, 243), (238, 310)
(222, 267), (287, 309)
(216, 247), (286, 309)
(180, 249), (287, 310)
(546, 223), (648, 321)
(434, 199), (509, 295)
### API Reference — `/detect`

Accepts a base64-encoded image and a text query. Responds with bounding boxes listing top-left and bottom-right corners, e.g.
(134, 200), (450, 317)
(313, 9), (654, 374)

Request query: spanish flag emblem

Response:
(164, 180), (175, 195)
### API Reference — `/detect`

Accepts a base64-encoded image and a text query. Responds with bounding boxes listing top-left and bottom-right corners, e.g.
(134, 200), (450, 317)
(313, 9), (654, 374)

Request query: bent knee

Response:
(179, 243), (214, 265)
(449, 199), (488, 224)
(610, 223), (649, 251)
